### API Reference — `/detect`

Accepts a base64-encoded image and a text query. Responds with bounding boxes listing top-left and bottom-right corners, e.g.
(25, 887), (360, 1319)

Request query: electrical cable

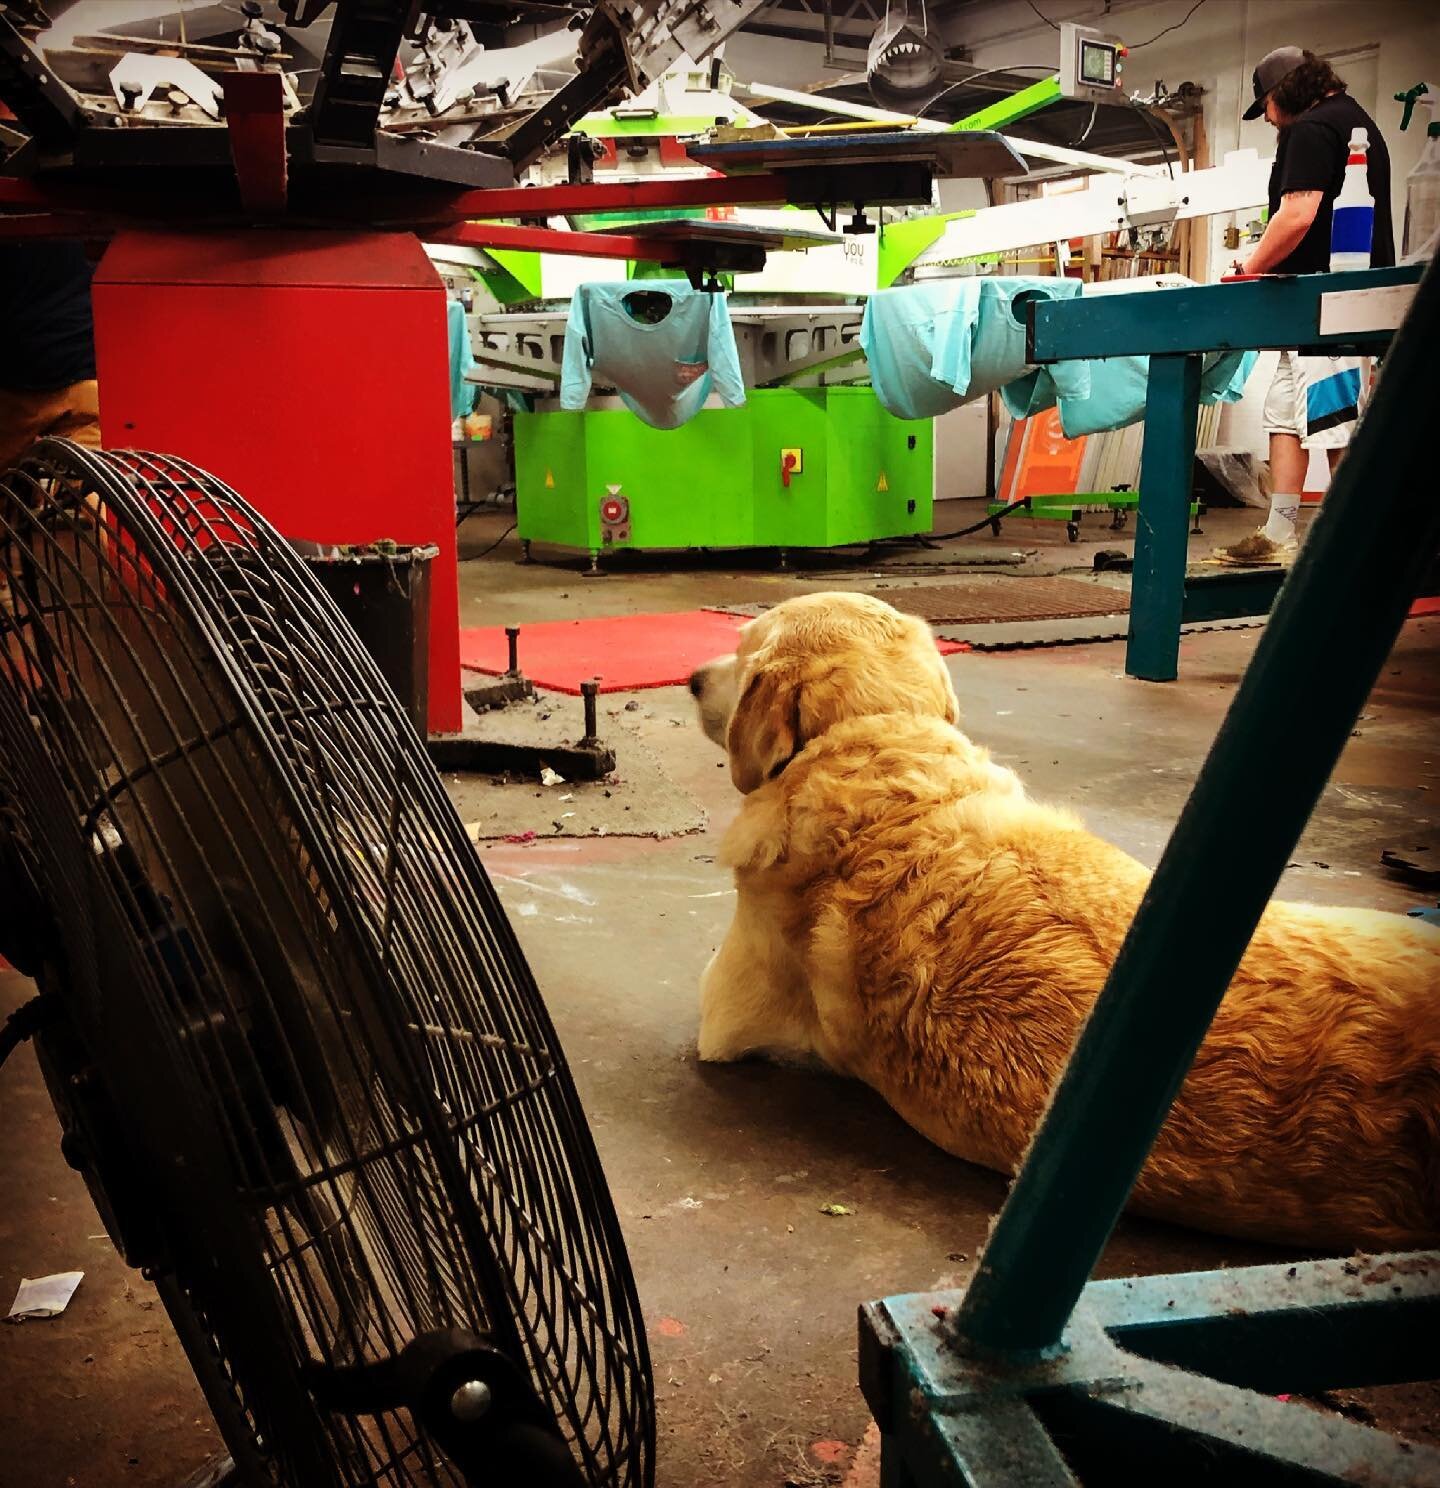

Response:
(925, 497), (1035, 541)
(1129, 98), (1176, 177)
(787, 63), (1057, 125)
(1128, 0), (1208, 49)
(1024, 0), (1209, 48)
(912, 62), (1058, 122)
(798, 495), (1035, 560)
(468, 521), (517, 558)
(1023, 0), (1060, 31)
(0, 996), (48, 1071)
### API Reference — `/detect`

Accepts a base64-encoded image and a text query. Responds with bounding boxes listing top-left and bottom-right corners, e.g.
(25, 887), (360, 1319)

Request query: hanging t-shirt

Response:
(447, 296), (476, 421)
(560, 283), (746, 430)
(1268, 92), (1395, 274)
(862, 277), (1256, 437)
(860, 276), (1091, 420)
(1004, 347), (1258, 438)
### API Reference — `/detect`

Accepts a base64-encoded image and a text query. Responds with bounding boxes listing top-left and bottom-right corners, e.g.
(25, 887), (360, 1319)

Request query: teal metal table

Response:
(1027, 264), (1425, 681)
(859, 257), (1440, 1484)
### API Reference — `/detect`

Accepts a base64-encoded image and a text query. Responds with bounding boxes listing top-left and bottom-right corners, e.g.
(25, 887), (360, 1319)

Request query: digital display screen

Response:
(1080, 40), (1116, 85)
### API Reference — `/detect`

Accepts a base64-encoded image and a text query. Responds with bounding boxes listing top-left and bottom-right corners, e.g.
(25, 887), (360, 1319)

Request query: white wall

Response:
(933, 400), (990, 499)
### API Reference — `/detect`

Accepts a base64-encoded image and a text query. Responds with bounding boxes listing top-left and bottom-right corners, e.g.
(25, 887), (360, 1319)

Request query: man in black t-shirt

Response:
(1214, 48), (1395, 567)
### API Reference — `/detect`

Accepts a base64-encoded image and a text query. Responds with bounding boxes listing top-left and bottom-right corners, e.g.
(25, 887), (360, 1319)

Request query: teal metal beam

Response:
(1086, 1252), (1440, 1396)
(1027, 264), (1424, 360)
(1035, 1344), (1440, 1486)
(1181, 567), (1283, 623)
(1127, 353), (1200, 681)
(948, 255), (1440, 1359)
(861, 1258), (1440, 1487)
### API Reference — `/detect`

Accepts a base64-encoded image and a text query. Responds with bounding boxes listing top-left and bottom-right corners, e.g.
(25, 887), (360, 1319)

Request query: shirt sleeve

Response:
(1276, 118), (1338, 197)
(559, 284), (596, 411)
(447, 297), (476, 420)
(706, 292), (747, 408)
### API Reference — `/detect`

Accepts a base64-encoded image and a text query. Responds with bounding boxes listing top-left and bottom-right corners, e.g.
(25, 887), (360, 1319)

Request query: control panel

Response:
(1058, 22), (1128, 105)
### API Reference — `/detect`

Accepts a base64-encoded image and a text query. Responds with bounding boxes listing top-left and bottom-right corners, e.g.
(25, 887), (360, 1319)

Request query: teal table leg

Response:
(1127, 352), (1201, 681)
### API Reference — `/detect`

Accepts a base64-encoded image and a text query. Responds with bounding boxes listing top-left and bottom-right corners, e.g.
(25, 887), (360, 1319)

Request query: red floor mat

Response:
(459, 609), (967, 695)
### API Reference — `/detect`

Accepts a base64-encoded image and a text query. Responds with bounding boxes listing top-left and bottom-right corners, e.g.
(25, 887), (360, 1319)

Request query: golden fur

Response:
(689, 592), (1440, 1250)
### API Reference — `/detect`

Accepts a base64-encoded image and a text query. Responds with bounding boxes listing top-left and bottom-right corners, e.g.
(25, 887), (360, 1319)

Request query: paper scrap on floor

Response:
(7, 1270), (83, 1321)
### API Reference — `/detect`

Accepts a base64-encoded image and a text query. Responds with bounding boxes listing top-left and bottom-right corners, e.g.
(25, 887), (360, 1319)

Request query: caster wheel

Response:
(1067, 522), (1080, 543)
(989, 518), (1002, 537)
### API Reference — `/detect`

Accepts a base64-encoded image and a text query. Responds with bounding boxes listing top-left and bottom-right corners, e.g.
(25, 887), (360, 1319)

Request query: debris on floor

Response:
(451, 714), (705, 842)
(7, 1271), (83, 1322)
(1381, 846), (1440, 888)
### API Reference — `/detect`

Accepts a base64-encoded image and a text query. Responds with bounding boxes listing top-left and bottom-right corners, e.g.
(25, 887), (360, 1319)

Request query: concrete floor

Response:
(2, 501), (1437, 1487)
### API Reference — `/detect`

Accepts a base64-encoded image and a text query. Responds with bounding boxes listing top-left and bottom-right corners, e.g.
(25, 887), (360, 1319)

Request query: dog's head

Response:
(689, 592), (960, 793)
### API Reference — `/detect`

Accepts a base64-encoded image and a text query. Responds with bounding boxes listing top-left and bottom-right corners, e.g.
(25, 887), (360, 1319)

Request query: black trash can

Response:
(300, 542), (439, 736)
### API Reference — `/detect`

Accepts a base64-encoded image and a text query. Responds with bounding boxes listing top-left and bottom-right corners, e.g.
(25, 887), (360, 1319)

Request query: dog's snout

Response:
(689, 653), (737, 750)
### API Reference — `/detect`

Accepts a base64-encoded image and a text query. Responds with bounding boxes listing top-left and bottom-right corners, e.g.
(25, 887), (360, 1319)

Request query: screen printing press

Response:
(468, 302), (929, 565)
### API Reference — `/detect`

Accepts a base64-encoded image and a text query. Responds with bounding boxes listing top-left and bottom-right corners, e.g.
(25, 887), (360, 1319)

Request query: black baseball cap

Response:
(1243, 46), (1306, 119)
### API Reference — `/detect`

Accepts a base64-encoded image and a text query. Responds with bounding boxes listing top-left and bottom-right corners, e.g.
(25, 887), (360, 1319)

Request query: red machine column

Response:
(92, 227), (462, 733)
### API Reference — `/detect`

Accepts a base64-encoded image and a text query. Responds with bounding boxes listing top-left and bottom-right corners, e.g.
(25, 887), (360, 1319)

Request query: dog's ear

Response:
(895, 612), (961, 727)
(726, 655), (802, 794)
(939, 665), (961, 727)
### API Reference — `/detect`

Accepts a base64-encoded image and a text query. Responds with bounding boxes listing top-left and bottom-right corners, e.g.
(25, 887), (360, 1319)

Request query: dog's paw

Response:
(696, 1027), (742, 1063)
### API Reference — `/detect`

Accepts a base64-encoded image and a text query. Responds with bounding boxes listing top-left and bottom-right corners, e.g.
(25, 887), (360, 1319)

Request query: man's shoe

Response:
(1208, 528), (1297, 567)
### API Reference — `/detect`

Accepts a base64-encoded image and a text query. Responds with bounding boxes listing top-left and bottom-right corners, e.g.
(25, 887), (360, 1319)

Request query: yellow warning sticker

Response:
(544, 469), (555, 488)
(876, 471), (889, 492)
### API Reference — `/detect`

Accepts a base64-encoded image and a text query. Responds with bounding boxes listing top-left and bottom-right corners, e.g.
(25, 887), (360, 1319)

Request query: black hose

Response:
(0, 994), (49, 1071)
(926, 496), (1033, 541)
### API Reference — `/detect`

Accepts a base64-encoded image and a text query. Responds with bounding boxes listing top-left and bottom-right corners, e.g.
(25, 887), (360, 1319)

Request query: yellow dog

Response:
(689, 592), (1440, 1250)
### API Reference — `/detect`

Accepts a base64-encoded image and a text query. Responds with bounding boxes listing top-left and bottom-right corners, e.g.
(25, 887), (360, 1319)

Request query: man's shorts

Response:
(0, 378), (101, 470)
(1262, 350), (1373, 450)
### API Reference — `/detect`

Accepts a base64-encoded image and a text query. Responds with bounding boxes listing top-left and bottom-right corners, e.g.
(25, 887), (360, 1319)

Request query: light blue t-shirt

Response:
(860, 277), (1090, 420)
(447, 296), (476, 421)
(561, 283), (746, 430)
(1004, 347), (1259, 436)
(861, 277), (1257, 435)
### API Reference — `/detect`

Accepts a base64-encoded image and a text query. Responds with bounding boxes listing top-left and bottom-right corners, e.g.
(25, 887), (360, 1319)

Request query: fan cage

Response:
(0, 442), (654, 1488)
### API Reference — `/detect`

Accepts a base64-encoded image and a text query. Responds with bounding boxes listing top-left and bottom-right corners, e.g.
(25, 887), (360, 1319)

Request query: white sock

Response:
(1262, 491), (1300, 544)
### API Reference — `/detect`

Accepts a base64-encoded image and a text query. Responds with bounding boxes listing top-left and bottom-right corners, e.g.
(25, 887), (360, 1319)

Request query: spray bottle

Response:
(1395, 82), (1439, 261)
(1330, 127), (1375, 271)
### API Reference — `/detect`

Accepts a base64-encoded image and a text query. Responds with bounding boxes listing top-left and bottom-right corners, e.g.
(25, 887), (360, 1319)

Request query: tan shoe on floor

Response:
(1209, 528), (1297, 567)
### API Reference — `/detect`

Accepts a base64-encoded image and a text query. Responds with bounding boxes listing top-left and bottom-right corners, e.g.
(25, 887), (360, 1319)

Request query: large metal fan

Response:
(0, 440), (654, 1488)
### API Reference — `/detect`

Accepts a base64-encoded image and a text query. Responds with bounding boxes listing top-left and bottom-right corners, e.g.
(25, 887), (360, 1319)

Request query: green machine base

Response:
(514, 387), (933, 565)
